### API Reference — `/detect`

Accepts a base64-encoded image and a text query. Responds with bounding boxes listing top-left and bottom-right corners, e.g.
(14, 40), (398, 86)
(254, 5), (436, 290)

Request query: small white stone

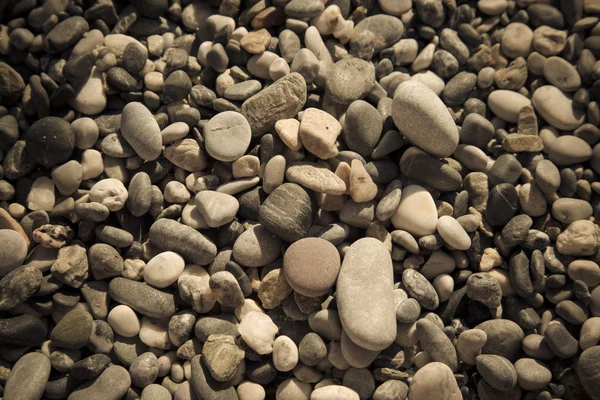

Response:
(161, 122), (189, 144)
(275, 118), (302, 151)
(349, 159), (377, 203)
(311, 5), (342, 35)
(232, 155), (260, 179)
(263, 155), (286, 194)
(178, 265), (215, 313)
(70, 66), (107, 115)
(181, 202), (209, 230)
(144, 251), (186, 288)
(437, 216), (471, 250)
(27, 176), (55, 211)
(333, 17), (354, 45)
(71, 117), (99, 150)
(237, 380), (266, 400)
(107, 305), (140, 337)
(433, 274), (454, 303)
(164, 181), (191, 203)
(269, 57), (291, 81)
(81, 149), (104, 180)
(238, 311), (278, 354)
(139, 316), (171, 349)
(391, 185), (437, 237)
(147, 35), (164, 57)
(273, 335), (299, 372)
(122, 259), (145, 280)
(299, 108), (341, 159)
(89, 178), (128, 211)
(144, 71), (164, 92)
(195, 190), (239, 228)
(234, 299), (264, 322)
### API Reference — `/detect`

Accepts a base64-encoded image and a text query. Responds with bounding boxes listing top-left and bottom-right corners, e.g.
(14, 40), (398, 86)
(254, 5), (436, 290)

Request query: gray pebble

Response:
(258, 182), (313, 243)
(50, 307), (93, 349)
(402, 269), (439, 310)
(326, 57), (375, 105)
(109, 277), (176, 319)
(476, 354), (518, 392)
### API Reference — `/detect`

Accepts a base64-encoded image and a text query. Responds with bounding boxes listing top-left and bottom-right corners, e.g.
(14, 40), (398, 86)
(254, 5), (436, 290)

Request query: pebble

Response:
(0, 229), (28, 277)
(284, 237), (340, 297)
(121, 102), (163, 161)
(242, 72), (307, 135)
(144, 251), (185, 288)
(0, 266), (42, 310)
(578, 346), (600, 399)
(476, 354), (518, 391)
(487, 90), (532, 123)
(475, 319), (524, 362)
(4, 352), (51, 400)
(392, 81), (458, 157)
(149, 218), (217, 265)
(532, 85), (585, 131)
(337, 238), (396, 351)
(408, 362), (461, 400)
(437, 216), (471, 250)
(514, 358), (552, 390)
(238, 311), (279, 354)
(299, 108), (341, 159)
(26, 176), (55, 211)
(204, 111), (252, 162)
(26, 116), (75, 168)
(203, 334), (245, 381)
(196, 191), (239, 228)
(70, 66), (107, 115)
(69, 365), (131, 400)
(233, 225), (281, 267)
(286, 162), (346, 195)
(108, 305), (141, 337)
(273, 335), (299, 372)
(466, 272), (503, 309)
(457, 329), (487, 365)
(50, 307), (93, 349)
(109, 277), (176, 319)
(391, 185), (437, 237)
(549, 135), (592, 166)
(416, 318), (458, 371)
(326, 57), (375, 105)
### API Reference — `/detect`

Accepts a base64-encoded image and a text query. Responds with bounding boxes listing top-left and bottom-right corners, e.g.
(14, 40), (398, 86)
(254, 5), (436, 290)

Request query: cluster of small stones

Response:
(3, 0), (600, 400)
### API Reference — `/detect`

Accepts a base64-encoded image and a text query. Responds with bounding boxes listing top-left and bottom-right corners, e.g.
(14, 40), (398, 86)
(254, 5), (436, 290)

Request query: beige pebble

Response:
(273, 335), (299, 372)
(89, 178), (128, 211)
(238, 311), (279, 354)
(299, 108), (341, 159)
(349, 160), (377, 203)
(81, 149), (104, 180)
(232, 155), (260, 179)
(27, 177), (55, 211)
(164, 181), (191, 203)
(178, 265), (215, 313)
(107, 305), (140, 337)
(71, 117), (99, 150)
(457, 329), (487, 365)
(161, 122), (189, 144)
(433, 274), (454, 303)
(263, 155), (286, 194)
(275, 118), (302, 151)
(139, 316), (171, 349)
(237, 380), (266, 400)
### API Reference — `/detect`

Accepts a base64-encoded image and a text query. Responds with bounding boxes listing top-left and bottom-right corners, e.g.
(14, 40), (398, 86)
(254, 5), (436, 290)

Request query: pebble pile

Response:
(2, 0), (600, 400)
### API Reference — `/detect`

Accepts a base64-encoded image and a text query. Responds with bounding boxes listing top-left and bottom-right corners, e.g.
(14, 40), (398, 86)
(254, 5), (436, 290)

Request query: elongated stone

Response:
(337, 238), (396, 351)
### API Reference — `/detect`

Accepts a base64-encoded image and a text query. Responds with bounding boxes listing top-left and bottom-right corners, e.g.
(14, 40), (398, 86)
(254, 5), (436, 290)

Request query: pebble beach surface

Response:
(2, 1), (600, 400)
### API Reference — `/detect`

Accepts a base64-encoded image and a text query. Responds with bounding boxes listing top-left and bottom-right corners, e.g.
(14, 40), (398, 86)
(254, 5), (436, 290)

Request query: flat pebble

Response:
(391, 185), (437, 237)
(337, 238), (396, 351)
(392, 81), (458, 157)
